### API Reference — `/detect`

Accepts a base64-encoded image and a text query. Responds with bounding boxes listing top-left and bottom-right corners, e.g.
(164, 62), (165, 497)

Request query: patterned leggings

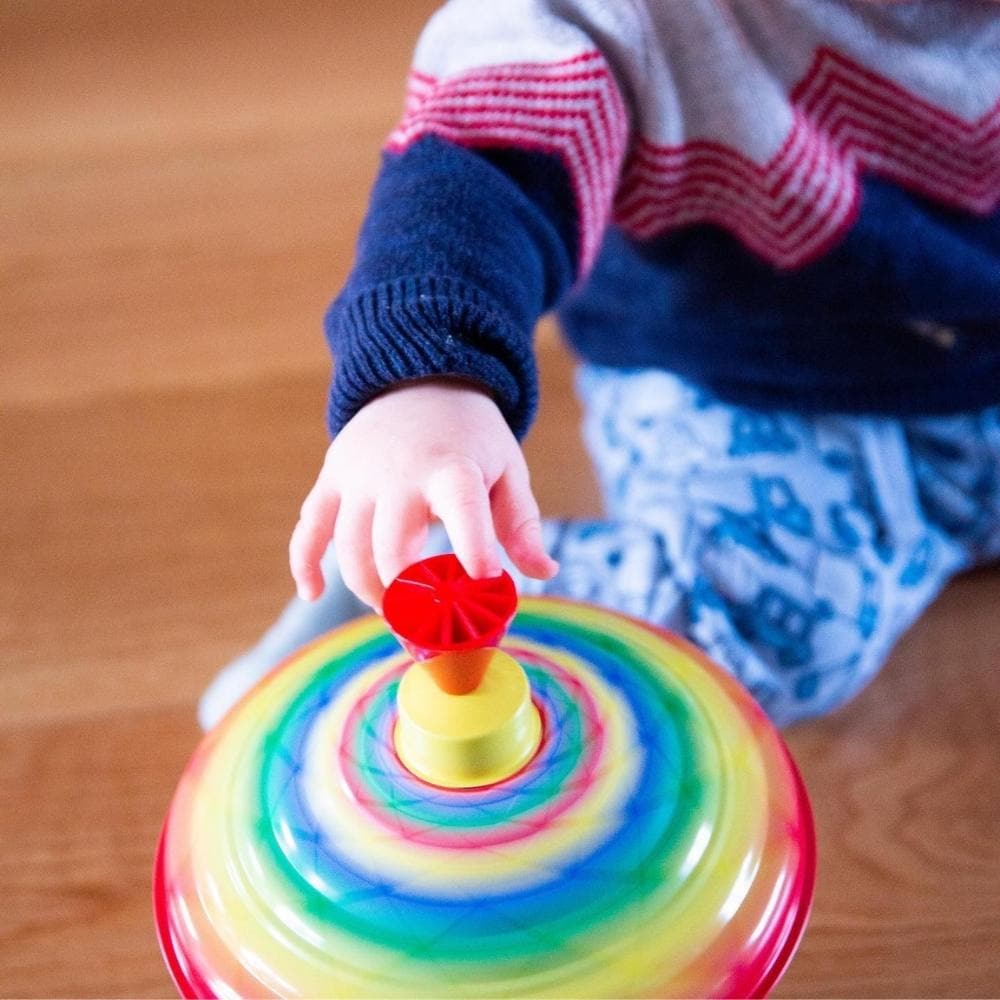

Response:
(522, 366), (1000, 725)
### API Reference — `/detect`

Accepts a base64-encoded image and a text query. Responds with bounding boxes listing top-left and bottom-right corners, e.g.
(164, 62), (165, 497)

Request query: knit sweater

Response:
(326, 0), (1000, 440)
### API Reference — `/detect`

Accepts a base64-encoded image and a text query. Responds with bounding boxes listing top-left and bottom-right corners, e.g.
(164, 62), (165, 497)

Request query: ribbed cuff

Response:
(325, 275), (539, 439)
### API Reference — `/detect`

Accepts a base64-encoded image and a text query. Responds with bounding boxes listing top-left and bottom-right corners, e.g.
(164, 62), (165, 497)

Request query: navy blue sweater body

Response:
(326, 136), (1000, 439)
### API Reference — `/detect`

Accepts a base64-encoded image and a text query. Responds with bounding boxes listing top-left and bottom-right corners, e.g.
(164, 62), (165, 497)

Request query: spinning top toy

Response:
(155, 555), (815, 998)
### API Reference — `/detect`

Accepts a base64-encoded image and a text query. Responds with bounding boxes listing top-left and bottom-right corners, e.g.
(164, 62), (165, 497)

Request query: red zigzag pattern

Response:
(387, 51), (629, 273)
(389, 47), (1000, 271)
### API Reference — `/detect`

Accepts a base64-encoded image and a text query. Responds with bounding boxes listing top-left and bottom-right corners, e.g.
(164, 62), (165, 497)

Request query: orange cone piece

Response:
(424, 649), (491, 694)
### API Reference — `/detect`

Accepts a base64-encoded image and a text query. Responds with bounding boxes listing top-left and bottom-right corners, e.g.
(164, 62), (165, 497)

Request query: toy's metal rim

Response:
(747, 750), (817, 998)
(153, 819), (201, 999)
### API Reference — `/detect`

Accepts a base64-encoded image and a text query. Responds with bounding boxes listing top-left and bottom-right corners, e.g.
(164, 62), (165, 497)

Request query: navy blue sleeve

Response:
(325, 135), (579, 440)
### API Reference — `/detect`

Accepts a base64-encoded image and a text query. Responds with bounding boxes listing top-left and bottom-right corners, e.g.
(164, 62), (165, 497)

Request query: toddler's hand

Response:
(289, 380), (559, 609)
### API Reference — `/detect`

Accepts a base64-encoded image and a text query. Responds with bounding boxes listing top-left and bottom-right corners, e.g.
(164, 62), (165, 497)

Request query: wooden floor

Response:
(2, 2), (999, 996)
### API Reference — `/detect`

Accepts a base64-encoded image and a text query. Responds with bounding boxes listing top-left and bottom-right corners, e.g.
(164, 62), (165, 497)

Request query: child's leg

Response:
(529, 366), (970, 725)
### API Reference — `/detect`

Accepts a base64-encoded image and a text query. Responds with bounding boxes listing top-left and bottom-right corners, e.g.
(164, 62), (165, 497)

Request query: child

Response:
(199, 0), (1000, 730)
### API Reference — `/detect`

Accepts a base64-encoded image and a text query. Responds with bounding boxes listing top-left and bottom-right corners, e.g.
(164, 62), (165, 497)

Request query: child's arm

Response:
(290, 380), (557, 610)
(293, 0), (643, 607)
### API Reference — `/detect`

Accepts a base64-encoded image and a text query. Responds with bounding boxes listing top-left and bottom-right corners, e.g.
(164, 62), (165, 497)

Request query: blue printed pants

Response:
(524, 367), (1000, 725)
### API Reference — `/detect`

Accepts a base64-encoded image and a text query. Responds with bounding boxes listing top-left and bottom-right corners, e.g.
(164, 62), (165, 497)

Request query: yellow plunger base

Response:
(394, 648), (542, 789)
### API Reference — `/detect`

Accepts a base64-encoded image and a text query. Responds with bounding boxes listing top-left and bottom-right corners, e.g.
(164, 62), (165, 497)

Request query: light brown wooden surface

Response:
(2, 2), (999, 997)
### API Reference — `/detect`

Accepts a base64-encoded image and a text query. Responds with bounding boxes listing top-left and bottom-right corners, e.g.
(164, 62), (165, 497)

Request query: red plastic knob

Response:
(382, 554), (517, 667)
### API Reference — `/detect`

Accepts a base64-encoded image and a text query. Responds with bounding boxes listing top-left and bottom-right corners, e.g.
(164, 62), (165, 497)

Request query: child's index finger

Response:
(424, 460), (502, 580)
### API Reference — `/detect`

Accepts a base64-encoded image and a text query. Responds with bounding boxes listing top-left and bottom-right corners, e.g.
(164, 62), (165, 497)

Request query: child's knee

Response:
(681, 540), (931, 725)
(730, 633), (889, 726)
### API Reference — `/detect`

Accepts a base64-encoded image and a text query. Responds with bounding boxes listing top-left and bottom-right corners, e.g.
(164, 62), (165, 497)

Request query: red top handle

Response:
(382, 554), (517, 661)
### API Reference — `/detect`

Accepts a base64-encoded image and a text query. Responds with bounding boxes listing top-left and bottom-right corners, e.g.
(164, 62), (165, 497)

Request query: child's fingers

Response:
(289, 485), (341, 600)
(332, 500), (383, 610)
(425, 459), (502, 579)
(372, 492), (430, 588)
(492, 465), (559, 580)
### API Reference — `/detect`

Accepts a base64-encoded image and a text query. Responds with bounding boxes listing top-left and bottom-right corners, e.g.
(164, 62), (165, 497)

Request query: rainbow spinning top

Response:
(155, 555), (815, 998)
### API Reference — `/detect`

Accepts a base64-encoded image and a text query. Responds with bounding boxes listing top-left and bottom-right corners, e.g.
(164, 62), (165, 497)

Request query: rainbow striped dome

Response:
(155, 598), (815, 998)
